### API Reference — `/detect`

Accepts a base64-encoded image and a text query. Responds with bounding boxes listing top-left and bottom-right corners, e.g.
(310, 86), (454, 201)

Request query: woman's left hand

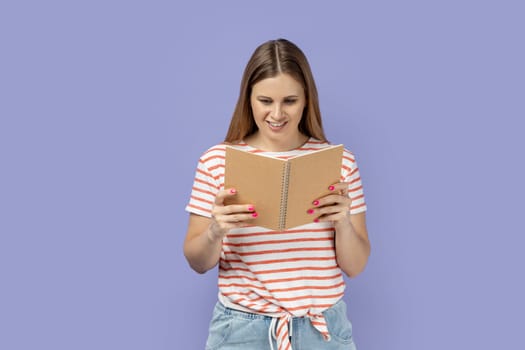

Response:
(308, 182), (352, 225)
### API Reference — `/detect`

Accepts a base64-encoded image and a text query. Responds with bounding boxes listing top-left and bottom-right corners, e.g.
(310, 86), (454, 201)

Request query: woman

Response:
(184, 38), (370, 350)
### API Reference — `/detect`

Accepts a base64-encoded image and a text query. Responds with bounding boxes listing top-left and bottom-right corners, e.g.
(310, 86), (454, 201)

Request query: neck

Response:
(245, 133), (309, 152)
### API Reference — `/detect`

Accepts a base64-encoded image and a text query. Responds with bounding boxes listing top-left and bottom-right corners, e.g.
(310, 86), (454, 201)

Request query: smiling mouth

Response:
(268, 121), (286, 128)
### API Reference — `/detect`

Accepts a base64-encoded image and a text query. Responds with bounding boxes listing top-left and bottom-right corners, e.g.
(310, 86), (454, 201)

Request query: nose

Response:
(272, 104), (285, 120)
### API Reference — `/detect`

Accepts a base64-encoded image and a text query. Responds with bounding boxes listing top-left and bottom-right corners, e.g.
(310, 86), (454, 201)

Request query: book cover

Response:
(224, 144), (343, 230)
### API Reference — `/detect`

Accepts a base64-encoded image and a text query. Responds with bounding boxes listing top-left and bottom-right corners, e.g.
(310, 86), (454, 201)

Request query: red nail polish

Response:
(313, 200), (319, 206)
(307, 209), (314, 214)
(248, 206), (254, 212)
(230, 188), (237, 194)
(252, 212), (258, 218)
(329, 185), (335, 191)
(314, 218), (319, 223)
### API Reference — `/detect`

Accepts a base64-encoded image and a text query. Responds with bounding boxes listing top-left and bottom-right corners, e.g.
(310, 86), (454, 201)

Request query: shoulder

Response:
(308, 138), (357, 162)
(315, 139), (359, 174)
(199, 141), (255, 157)
(300, 138), (332, 151)
(198, 143), (227, 163)
(197, 141), (253, 171)
(342, 148), (357, 164)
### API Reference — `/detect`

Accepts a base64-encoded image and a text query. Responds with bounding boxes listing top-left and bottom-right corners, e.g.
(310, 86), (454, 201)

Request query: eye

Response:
(258, 98), (272, 105)
(284, 99), (297, 105)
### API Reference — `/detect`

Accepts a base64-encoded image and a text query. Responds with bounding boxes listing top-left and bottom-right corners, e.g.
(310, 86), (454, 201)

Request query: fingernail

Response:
(307, 209), (314, 214)
(230, 188), (237, 194)
(252, 212), (258, 218)
(314, 218), (319, 223)
(312, 200), (319, 206)
(329, 185), (335, 191)
(248, 206), (254, 212)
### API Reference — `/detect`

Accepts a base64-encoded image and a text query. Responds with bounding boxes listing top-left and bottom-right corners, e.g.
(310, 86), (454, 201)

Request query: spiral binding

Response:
(279, 162), (291, 230)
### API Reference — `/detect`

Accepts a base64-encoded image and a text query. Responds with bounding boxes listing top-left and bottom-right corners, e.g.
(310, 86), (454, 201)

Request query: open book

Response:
(224, 144), (343, 230)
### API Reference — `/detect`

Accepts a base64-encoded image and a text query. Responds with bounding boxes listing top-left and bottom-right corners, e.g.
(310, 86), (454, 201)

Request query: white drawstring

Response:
(269, 316), (294, 350)
(268, 317), (278, 350)
(269, 313), (332, 349)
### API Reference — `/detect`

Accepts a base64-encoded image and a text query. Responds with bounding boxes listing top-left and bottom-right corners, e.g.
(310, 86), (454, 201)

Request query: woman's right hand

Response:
(208, 188), (257, 241)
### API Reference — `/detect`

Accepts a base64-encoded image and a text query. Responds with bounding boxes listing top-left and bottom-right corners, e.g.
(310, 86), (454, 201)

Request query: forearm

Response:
(183, 224), (223, 274)
(334, 216), (371, 278)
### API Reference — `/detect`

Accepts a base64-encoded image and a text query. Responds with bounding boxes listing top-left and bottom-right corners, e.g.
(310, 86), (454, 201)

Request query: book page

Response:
(285, 145), (343, 229)
(224, 147), (285, 230)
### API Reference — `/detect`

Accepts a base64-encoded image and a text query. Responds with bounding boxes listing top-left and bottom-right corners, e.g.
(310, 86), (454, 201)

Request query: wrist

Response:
(334, 213), (353, 232)
(206, 222), (224, 243)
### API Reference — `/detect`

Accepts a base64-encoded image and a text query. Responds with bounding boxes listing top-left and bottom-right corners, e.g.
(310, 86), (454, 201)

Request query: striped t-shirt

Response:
(186, 138), (366, 350)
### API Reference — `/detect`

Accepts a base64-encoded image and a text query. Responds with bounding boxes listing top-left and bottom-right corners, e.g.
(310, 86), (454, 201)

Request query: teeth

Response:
(269, 122), (284, 127)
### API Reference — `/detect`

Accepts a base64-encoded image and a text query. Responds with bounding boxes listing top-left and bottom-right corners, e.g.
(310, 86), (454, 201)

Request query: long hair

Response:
(224, 39), (327, 143)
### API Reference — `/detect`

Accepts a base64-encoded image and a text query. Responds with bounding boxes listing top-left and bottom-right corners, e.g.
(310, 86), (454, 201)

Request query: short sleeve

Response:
(185, 146), (225, 217)
(341, 149), (367, 214)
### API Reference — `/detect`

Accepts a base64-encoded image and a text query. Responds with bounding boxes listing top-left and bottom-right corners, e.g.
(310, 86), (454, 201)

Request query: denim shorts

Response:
(205, 299), (357, 350)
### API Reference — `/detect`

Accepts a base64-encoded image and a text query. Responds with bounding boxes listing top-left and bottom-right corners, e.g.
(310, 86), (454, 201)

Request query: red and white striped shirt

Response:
(186, 138), (366, 350)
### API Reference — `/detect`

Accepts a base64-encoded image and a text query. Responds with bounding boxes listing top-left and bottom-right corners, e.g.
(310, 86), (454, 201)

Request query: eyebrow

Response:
(256, 95), (299, 99)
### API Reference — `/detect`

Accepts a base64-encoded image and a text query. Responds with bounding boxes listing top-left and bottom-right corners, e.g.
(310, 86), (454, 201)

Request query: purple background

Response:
(1, 1), (524, 349)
